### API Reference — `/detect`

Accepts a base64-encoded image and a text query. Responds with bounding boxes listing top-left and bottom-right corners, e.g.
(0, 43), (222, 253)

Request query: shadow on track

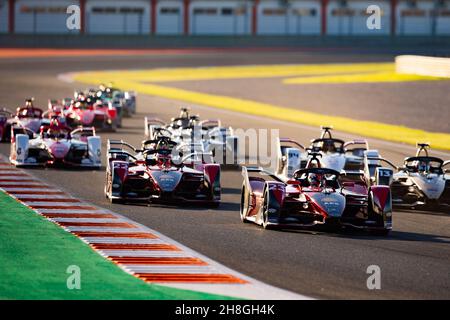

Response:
(273, 226), (450, 244)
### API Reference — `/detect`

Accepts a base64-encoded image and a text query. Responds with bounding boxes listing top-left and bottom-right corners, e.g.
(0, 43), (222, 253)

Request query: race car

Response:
(144, 107), (239, 165)
(97, 83), (136, 117)
(240, 153), (393, 235)
(104, 137), (221, 206)
(10, 118), (101, 168)
(65, 94), (119, 131)
(0, 108), (14, 142)
(275, 126), (369, 179)
(366, 143), (450, 209)
(2, 99), (45, 142)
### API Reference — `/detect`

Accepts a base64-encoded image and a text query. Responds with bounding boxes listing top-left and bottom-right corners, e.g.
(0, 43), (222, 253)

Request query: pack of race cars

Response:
(1, 89), (449, 236)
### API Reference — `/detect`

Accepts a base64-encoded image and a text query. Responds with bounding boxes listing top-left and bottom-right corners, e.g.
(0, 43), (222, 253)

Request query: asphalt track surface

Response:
(0, 50), (449, 299)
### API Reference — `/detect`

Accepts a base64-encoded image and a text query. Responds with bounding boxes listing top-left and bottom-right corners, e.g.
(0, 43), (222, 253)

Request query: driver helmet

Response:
(417, 161), (429, 172)
(308, 173), (323, 188)
(322, 140), (335, 153)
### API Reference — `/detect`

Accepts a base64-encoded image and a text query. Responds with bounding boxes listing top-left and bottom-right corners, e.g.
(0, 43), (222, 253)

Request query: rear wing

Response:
(344, 139), (369, 151)
(144, 117), (166, 138)
(242, 166), (282, 187)
(107, 139), (138, 153)
(366, 156), (398, 170)
(199, 119), (222, 129)
(71, 126), (96, 137)
(0, 108), (13, 117)
(278, 138), (305, 150)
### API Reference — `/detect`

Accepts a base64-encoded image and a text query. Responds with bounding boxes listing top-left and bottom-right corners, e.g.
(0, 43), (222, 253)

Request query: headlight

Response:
(302, 203), (309, 209)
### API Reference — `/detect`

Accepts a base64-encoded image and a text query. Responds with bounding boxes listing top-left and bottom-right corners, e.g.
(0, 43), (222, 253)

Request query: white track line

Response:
(98, 250), (194, 258)
(82, 238), (165, 244)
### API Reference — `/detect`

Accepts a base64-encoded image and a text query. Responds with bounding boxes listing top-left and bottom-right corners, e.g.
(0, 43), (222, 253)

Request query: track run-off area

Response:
(0, 49), (449, 299)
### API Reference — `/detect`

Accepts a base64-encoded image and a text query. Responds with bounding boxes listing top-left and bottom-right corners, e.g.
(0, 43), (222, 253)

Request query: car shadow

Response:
(275, 227), (450, 244)
(221, 187), (241, 195)
(107, 199), (240, 212)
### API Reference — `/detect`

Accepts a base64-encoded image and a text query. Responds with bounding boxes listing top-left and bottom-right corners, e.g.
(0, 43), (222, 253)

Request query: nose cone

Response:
(81, 111), (95, 125)
(311, 193), (346, 217)
(50, 142), (70, 159)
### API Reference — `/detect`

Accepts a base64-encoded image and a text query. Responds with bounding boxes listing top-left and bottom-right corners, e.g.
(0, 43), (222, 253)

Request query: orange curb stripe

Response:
(110, 257), (207, 265)
(20, 198), (80, 203)
(6, 190), (65, 195)
(30, 205), (97, 210)
(43, 213), (117, 219)
(73, 232), (158, 238)
(91, 243), (180, 251)
(136, 274), (248, 284)
(56, 222), (136, 227)
(3, 184), (51, 188)
(0, 179), (37, 182)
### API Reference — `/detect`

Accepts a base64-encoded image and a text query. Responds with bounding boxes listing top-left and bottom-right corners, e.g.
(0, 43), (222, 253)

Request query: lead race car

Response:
(145, 107), (239, 165)
(104, 136), (221, 206)
(240, 153), (393, 234)
(2, 99), (45, 141)
(10, 118), (101, 168)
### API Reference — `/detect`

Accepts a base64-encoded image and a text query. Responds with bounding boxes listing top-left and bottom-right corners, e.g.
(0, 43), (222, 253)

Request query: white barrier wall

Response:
(86, 0), (150, 34)
(190, 0), (249, 35)
(0, 0), (8, 33)
(15, 0), (80, 34)
(327, 0), (390, 35)
(258, 0), (320, 35)
(157, 0), (183, 34)
(396, 55), (450, 78)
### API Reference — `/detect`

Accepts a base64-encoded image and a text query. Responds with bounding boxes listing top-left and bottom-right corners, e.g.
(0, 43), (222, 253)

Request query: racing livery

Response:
(372, 143), (450, 209)
(240, 154), (392, 234)
(10, 119), (101, 168)
(275, 126), (369, 179)
(145, 107), (239, 165)
(104, 137), (221, 206)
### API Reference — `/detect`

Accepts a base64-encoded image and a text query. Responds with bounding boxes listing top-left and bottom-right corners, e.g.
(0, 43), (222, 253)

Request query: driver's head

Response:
(25, 99), (33, 108)
(308, 173), (322, 188)
(179, 108), (189, 118)
(322, 140), (335, 153)
(418, 161), (429, 172)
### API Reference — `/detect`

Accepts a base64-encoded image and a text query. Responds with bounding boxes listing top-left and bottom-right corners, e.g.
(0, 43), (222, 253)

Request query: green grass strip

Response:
(0, 191), (237, 300)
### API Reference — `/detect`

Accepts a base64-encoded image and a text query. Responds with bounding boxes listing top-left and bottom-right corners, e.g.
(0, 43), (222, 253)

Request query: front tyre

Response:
(240, 183), (250, 223)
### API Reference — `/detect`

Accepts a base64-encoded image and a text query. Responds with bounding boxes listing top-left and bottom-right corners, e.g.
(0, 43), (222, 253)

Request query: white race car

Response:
(275, 126), (370, 179)
(10, 119), (101, 168)
(144, 108), (238, 165)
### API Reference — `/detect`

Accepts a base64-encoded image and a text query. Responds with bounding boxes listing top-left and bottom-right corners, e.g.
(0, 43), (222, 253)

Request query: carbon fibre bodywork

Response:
(240, 166), (392, 234)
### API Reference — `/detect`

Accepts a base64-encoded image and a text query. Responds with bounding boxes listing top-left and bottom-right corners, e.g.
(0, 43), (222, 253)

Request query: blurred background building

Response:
(0, 0), (448, 36)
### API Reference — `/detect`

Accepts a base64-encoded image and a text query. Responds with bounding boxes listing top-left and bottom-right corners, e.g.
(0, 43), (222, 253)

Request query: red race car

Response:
(240, 153), (392, 235)
(65, 95), (119, 131)
(105, 137), (221, 206)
